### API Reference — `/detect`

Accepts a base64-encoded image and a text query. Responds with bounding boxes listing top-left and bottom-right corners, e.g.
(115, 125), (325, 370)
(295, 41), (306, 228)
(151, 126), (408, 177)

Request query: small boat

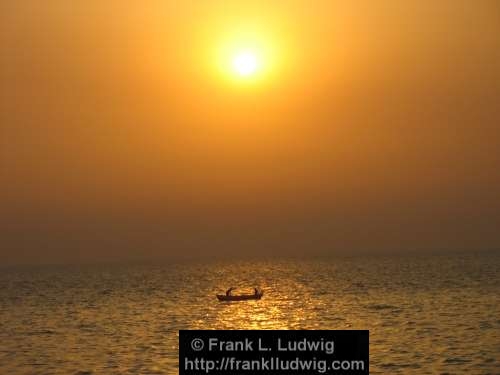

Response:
(216, 291), (264, 301)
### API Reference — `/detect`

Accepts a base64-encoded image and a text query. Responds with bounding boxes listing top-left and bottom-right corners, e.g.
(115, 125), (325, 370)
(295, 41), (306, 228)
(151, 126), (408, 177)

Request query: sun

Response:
(232, 51), (259, 76)
(212, 29), (278, 84)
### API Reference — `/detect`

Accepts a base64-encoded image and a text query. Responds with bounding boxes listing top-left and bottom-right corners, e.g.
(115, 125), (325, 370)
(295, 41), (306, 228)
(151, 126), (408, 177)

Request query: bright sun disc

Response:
(233, 52), (258, 76)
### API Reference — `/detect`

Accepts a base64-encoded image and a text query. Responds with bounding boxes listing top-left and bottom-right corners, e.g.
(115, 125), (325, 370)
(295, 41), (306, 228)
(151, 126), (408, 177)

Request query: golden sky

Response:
(1, 1), (500, 264)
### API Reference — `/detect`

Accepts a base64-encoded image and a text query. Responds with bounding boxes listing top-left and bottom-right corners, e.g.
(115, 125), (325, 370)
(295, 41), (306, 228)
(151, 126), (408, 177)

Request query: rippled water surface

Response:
(1, 253), (499, 374)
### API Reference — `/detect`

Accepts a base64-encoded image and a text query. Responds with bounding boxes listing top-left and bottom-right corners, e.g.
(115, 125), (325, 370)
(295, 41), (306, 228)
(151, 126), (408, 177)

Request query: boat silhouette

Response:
(216, 288), (263, 301)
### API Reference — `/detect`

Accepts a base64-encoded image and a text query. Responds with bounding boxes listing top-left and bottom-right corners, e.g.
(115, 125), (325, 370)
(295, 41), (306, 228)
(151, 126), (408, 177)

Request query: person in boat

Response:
(254, 288), (259, 296)
(226, 287), (236, 296)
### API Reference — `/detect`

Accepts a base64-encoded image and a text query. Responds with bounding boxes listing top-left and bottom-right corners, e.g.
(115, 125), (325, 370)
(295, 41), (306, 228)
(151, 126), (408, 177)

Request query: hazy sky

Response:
(1, 1), (499, 265)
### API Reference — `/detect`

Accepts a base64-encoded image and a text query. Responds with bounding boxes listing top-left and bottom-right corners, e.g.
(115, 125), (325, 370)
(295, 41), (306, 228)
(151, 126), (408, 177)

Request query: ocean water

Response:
(0, 252), (499, 374)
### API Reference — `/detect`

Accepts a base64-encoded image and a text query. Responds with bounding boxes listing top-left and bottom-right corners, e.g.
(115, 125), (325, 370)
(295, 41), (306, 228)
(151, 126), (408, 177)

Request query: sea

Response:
(1, 252), (499, 374)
